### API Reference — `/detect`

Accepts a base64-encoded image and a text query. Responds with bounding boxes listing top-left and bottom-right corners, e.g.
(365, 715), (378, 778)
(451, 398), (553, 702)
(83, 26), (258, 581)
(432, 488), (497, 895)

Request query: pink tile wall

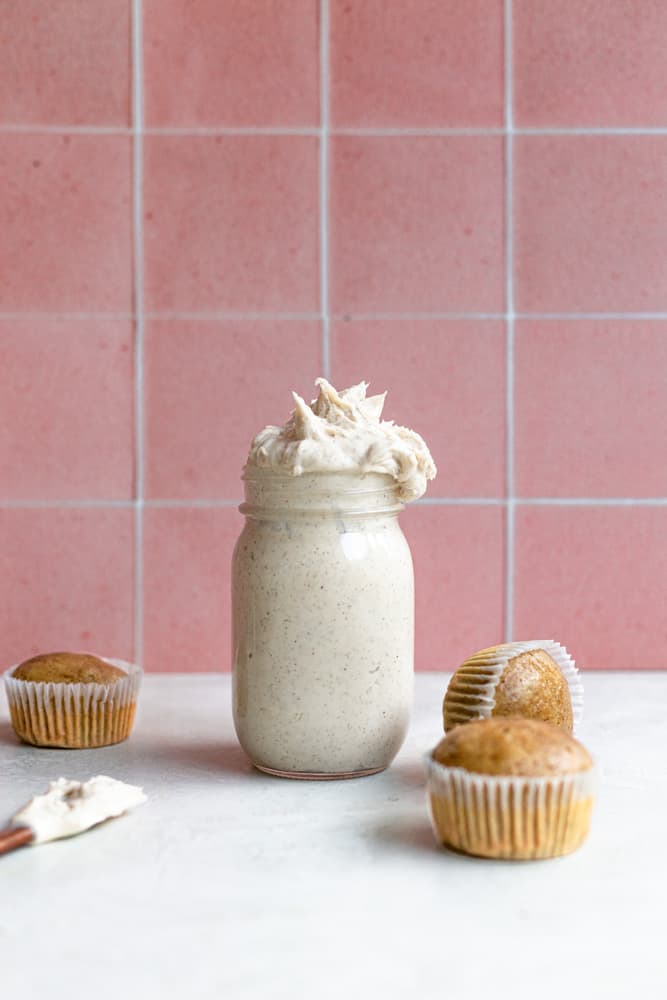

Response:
(2, 1), (666, 673)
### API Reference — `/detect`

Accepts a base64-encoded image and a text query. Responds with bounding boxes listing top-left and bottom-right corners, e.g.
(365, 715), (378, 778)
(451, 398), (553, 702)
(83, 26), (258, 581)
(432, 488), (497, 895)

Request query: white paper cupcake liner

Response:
(3, 657), (142, 749)
(444, 640), (584, 732)
(425, 753), (596, 860)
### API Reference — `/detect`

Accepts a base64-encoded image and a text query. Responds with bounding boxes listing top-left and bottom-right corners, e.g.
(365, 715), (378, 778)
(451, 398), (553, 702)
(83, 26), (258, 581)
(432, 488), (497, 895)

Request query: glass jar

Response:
(232, 469), (414, 779)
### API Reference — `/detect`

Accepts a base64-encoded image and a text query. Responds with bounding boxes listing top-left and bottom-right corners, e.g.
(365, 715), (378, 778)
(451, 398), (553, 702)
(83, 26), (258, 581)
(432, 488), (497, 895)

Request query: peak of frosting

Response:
(246, 378), (437, 501)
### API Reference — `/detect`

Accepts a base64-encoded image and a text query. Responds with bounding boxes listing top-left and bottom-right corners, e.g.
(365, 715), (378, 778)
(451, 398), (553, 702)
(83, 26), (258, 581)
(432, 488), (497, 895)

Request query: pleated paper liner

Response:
(3, 657), (142, 749)
(425, 753), (596, 860)
(443, 640), (584, 733)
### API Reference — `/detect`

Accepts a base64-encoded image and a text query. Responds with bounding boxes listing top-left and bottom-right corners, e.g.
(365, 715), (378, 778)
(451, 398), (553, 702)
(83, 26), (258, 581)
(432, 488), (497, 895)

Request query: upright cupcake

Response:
(4, 651), (141, 749)
(443, 640), (583, 733)
(426, 717), (595, 860)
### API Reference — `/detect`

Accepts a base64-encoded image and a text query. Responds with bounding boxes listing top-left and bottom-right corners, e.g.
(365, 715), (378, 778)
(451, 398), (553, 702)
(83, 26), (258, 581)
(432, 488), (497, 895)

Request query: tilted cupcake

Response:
(426, 717), (595, 860)
(4, 651), (141, 749)
(443, 640), (583, 734)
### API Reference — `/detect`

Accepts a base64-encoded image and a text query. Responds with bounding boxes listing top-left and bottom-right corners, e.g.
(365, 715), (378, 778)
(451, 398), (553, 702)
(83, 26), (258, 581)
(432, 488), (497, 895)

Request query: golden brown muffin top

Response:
(492, 648), (573, 732)
(432, 717), (592, 777)
(13, 652), (125, 685)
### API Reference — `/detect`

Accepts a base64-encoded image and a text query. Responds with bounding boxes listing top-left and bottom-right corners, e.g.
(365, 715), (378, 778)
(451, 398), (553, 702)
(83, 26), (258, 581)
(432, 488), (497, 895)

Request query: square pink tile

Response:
(330, 320), (505, 497)
(402, 504), (505, 671)
(0, 319), (134, 500)
(330, 0), (503, 127)
(330, 136), (504, 313)
(515, 321), (667, 498)
(0, 135), (133, 312)
(515, 506), (667, 670)
(143, 136), (319, 312)
(143, 0), (318, 127)
(515, 136), (667, 313)
(0, 1), (130, 126)
(0, 508), (134, 668)
(143, 507), (242, 672)
(514, 0), (667, 127)
(146, 320), (322, 498)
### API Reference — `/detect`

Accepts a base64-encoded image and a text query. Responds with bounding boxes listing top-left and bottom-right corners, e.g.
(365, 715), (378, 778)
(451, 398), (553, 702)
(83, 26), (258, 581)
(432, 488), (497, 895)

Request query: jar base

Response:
(254, 763), (387, 781)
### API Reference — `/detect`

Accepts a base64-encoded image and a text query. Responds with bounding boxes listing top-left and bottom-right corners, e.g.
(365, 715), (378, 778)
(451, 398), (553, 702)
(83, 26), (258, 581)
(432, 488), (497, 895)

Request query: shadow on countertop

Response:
(0, 720), (19, 745)
(371, 814), (441, 856)
(371, 814), (499, 864)
(127, 739), (254, 779)
(384, 758), (427, 790)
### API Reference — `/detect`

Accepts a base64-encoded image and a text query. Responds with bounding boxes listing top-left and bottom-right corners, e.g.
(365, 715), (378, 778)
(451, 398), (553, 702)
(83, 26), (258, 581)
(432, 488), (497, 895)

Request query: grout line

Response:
(416, 498), (505, 506)
(333, 127), (505, 136)
(0, 499), (253, 509)
(4, 124), (667, 138)
(1, 311), (666, 323)
(504, 0), (515, 644)
(132, 0), (145, 665)
(3, 497), (667, 510)
(515, 498), (667, 507)
(147, 499), (241, 508)
(319, 0), (331, 379)
(0, 313), (136, 321)
(0, 124), (132, 134)
(0, 500), (136, 509)
(145, 311), (322, 322)
(337, 126), (667, 137)
(513, 126), (667, 136)
(421, 498), (667, 507)
(146, 126), (320, 136)
(515, 312), (667, 321)
(333, 312), (506, 321)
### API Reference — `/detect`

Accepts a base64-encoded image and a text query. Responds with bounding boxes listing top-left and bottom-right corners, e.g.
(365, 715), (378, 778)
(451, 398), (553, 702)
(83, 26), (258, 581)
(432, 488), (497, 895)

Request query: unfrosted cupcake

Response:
(443, 640), (583, 734)
(426, 717), (595, 860)
(4, 651), (141, 749)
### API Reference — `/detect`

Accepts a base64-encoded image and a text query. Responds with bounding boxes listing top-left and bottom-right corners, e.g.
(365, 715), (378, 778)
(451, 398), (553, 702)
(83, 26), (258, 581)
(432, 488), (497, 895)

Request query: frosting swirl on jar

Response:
(246, 378), (437, 501)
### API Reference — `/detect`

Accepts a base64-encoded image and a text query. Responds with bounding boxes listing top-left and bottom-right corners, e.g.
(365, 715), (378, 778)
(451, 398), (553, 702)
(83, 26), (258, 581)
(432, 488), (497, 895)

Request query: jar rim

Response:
(240, 467), (405, 517)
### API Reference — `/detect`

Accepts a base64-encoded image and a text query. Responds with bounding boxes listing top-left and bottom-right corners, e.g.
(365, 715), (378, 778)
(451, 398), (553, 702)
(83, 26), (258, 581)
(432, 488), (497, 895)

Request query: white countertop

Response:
(1, 673), (666, 999)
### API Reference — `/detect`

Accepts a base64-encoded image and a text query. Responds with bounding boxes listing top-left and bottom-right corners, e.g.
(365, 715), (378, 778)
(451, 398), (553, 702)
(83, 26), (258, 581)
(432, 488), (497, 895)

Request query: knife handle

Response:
(0, 826), (33, 855)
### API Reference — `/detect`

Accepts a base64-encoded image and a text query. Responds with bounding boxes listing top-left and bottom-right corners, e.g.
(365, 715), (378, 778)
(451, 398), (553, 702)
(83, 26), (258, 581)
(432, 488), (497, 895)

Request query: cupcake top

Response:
(432, 717), (593, 778)
(491, 647), (573, 729)
(13, 652), (125, 685)
(443, 640), (581, 734)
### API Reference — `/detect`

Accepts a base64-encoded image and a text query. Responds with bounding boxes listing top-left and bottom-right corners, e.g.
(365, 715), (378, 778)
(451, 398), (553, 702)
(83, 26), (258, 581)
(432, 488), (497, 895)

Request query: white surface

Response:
(1, 673), (666, 999)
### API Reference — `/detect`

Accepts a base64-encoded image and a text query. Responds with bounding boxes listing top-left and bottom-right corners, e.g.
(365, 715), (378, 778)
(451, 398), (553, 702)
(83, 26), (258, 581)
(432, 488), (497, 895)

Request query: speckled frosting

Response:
(246, 378), (437, 502)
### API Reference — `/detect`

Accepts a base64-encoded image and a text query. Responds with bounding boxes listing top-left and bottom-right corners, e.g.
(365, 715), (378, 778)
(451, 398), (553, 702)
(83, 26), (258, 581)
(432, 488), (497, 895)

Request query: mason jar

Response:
(231, 468), (415, 779)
